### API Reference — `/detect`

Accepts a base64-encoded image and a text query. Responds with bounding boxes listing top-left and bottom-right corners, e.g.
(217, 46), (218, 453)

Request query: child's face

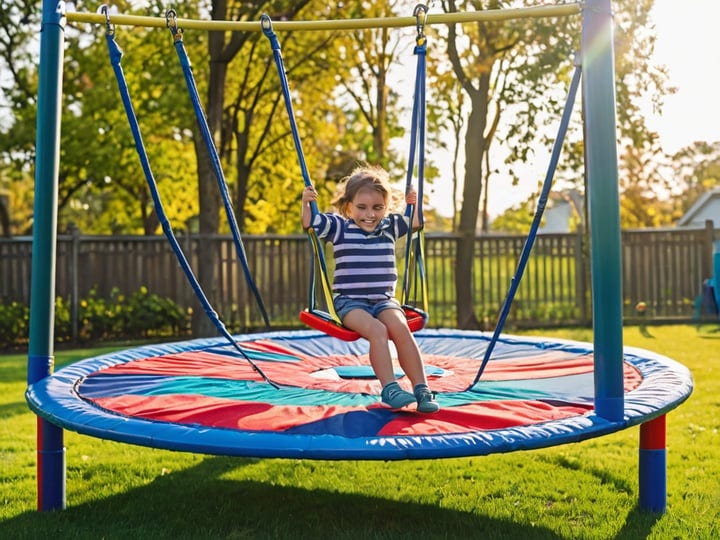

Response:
(348, 188), (388, 232)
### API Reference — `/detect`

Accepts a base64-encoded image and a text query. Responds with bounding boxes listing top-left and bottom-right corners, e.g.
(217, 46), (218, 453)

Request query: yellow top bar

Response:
(66, 4), (581, 32)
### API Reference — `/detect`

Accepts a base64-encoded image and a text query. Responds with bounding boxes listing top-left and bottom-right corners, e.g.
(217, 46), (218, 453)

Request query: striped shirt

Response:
(311, 212), (410, 300)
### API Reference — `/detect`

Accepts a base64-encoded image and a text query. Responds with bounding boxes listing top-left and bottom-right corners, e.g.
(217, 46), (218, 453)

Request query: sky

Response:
(428, 0), (720, 218)
(644, 0), (719, 154)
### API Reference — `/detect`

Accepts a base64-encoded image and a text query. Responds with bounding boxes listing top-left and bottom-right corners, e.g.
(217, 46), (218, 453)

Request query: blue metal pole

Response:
(28, 0), (66, 511)
(581, 0), (624, 421)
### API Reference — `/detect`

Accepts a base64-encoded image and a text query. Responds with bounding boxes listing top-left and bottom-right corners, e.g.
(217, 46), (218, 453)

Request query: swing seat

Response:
(299, 305), (428, 342)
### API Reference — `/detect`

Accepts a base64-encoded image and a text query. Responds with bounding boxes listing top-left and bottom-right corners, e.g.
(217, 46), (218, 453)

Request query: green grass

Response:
(1, 326), (718, 539)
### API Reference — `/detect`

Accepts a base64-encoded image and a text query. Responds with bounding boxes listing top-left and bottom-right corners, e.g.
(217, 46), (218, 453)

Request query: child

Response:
(302, 165), (439, 413)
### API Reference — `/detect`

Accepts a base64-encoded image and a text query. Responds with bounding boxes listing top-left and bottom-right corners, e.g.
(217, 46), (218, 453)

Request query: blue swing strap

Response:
(400, 3), (430, 315)
(259, 14), (343, 330)
(261, 7), (429, 339)
(166, 10), (270, 329)
(102, 10), (276, 388)
(469, 59), (583, 387)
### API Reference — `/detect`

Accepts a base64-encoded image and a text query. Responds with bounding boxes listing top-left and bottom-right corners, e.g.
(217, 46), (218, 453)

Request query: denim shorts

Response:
(334, 295), (402, 321)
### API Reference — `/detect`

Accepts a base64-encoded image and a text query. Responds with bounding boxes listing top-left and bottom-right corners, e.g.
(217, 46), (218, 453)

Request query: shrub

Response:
(0, 302), (29, 349)
(122, 286), (187, 338)
(0, 287), (189, 349)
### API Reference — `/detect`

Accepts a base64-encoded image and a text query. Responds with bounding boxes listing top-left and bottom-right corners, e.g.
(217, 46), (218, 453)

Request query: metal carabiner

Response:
(99, 4), (114, 35)
(413, 3), (428, 41)
(166, 9), (182, 41)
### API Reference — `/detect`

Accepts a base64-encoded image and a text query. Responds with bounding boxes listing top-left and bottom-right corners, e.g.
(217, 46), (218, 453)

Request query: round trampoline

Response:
(26, 329), (692, 460)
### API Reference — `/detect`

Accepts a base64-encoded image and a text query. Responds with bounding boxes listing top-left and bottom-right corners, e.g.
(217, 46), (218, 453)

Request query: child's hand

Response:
(302, 185), (317, 204)
(406, 188), (417, 206)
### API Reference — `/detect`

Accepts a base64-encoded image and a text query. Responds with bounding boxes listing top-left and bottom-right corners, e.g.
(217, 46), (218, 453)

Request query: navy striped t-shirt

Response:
(311, 212), (410, 300)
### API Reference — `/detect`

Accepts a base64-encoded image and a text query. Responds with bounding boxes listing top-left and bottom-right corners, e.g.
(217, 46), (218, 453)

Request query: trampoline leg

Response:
(639, 414), (666, 513)
(37, 417), (66, 511)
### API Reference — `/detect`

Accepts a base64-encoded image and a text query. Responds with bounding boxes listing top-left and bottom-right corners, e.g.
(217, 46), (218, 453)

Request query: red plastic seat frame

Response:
(299, 306), (427, 342)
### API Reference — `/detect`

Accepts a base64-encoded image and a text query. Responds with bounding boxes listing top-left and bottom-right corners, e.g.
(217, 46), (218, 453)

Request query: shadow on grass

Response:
(542, 455), (634, 494)
(696, 323), (720, 337)
(0, 456), (554, 540)
(613, 505), (663, 540)
(0, 455), (663, 540)
(0, 399), (32, 420)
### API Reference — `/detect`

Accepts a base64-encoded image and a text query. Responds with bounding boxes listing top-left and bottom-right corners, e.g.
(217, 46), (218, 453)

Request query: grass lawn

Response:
(1, 325), (718, 539)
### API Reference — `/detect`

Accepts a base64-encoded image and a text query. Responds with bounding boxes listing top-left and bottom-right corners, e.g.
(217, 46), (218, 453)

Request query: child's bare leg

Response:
(343, 308), (416, 409)
(378, 309), (426, 387)
(379, 309), (440, 413)
(342, 309), (395, 385)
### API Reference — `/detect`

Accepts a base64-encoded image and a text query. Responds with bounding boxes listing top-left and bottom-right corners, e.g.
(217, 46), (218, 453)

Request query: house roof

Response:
(677, 187), (720, 226)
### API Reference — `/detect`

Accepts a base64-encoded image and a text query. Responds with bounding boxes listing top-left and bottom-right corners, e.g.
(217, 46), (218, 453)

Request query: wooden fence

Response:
(1, 222), (717, 333)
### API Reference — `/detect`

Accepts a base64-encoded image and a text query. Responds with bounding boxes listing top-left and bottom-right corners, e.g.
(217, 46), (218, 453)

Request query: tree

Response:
(0, 0), (200, 235)
(0, 1), (40, 236)
(220, 7), (347, 234)
(437, 0), (667, 328)
(616, 133), (677, 228)
(61, 7), (201, 234)
(176, 0), (315, 334)
(489, 195), (537, 233)
(670, 141), (720, 216)
(333, 1), (408, 169)
(0, 192), (10, 236)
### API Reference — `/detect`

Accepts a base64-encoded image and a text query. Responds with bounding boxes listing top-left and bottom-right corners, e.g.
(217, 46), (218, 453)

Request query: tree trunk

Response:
(0, 195), (10, 237)
(191, 135), (222, 336)
(190, 14), (226, 337)
(454, 90), (489, 330)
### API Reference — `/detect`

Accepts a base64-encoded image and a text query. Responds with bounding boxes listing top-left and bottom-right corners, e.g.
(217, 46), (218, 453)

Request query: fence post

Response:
(70, 225), (80, 343)
(702, 220), (715, 279)
(574, 230), (588, 324)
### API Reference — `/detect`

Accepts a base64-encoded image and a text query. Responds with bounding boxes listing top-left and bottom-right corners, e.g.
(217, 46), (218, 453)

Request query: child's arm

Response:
(302, 185), (317, 229)
(406, 188), (421, 230)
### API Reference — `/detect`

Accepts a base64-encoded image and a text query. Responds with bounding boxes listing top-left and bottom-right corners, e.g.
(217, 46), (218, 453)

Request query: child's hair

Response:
(332, 164), (401, 217)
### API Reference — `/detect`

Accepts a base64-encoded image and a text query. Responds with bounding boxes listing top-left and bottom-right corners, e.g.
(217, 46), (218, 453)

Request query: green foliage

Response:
(490, 196), (539, 233)
(120, 286), (187, 338)
(75, 286), (187, 341)
(670, 141), (720, 216)
(0, 0), (201, 236)
(1, 0), (705, 240)
(0, 286), (188, 349)
(0, 301), (29, 349)
(55, 0), (202, 235)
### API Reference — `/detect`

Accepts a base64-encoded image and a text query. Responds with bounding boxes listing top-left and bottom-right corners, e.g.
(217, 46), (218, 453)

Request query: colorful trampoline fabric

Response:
(26, 329), (692, 460)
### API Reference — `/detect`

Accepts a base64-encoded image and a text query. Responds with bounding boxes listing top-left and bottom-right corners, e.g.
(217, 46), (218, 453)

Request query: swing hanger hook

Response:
(166, 9), (182, 40)
(414, 3), (429, 40)
(98, 4), (114, 35)
(260, 14), (273, 35)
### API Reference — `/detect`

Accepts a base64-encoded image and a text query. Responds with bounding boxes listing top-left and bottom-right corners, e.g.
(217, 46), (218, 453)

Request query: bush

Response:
(121, 286), (187, 338)
(0, 302), (29, 349)
(0, 287), (189, 350)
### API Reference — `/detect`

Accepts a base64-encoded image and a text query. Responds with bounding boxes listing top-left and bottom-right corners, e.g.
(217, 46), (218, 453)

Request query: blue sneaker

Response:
(414, 384), (440, 414)
(381, 382), (416, 409)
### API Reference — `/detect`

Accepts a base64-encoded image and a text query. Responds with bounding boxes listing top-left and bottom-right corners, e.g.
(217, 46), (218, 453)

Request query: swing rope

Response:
(166, 10), (270, 329)
(261, 7), (429, 340)
(468, 60), (583, 388)
(400, 3), (430, 315)
(259, 14), (342, 327)
(102, 9), (277, 388)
